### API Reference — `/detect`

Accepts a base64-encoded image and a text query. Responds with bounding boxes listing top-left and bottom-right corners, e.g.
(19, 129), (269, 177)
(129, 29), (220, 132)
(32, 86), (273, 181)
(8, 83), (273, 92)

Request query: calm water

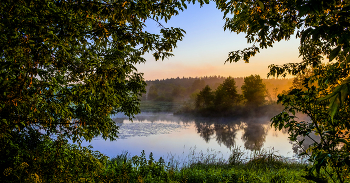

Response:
(81, 112), (308, 163)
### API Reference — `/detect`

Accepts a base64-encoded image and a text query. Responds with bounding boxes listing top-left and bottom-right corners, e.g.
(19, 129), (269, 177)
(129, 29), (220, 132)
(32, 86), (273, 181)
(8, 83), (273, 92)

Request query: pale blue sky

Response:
(136, 2), (301, 80)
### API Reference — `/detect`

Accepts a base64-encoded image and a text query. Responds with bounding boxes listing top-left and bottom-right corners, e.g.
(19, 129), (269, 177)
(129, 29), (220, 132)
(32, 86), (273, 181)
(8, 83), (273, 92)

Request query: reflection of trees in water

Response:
(241, 123), (268, 151)
(194, 121), (239, 148)
(214, 124), (238, 148)
(113, 112), (272, 150)
(112, 118), (125, 127)
(194, 121), (239, 147)
(194, 118), (269, 150)
(113, 112), (195, 124)
(195, 122), (215, 142)
(292, 133), (321, 155)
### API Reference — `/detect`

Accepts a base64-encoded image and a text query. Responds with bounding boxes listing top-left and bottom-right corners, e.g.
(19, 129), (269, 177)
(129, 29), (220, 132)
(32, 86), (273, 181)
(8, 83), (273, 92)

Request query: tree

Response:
(195, 85), (214, 109)
(214, 76), (240, 109)
(171, 85), (186, 99)
(190, 78), (206, 93)
(241, 75), (266, 106)
(148, 85), (159, 100)
(215, 0), (350, 181)
(0, 0), (191, 181)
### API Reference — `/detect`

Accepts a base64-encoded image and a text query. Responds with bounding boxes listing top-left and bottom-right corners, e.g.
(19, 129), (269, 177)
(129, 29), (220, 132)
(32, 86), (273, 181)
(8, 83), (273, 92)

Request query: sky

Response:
(136, 2), (302, 80)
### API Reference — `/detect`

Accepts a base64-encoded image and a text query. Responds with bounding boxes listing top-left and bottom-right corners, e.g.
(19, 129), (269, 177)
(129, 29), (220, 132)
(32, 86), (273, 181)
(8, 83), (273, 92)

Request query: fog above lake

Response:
(82, 112), (314, 164)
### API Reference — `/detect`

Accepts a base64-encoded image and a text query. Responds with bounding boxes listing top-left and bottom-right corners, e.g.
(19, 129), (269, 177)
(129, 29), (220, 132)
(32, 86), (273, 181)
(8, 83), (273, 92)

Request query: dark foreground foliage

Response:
(3, 138), (341, 183)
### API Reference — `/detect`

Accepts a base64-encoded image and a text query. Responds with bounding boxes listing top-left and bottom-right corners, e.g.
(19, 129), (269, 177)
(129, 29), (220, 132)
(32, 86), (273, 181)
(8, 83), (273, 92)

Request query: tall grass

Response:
(102, 147), (315, 183)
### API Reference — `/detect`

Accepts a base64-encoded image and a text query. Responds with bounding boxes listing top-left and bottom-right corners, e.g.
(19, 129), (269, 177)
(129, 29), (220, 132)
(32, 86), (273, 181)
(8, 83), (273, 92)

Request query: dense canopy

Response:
(0, 0), (191, 143)
(0, 0), (193, 181)
(215, 0), (350, 181)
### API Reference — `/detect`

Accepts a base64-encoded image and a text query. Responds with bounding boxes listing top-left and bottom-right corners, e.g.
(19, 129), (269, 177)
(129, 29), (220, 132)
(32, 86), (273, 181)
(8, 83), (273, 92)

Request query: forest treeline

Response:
(140, 75), (292, 116)
(142, 75), (293, 102)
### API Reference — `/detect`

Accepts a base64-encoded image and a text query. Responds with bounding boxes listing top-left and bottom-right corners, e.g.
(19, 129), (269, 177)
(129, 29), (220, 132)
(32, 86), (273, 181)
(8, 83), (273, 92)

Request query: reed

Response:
(102, 147), (315, 183)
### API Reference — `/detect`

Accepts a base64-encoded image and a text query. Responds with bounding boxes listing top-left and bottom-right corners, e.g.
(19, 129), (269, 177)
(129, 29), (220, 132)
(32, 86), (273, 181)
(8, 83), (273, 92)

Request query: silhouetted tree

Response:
(195, 85), (214, 110)
(241, 75), (267, 106)
(214, 77), (241, 110)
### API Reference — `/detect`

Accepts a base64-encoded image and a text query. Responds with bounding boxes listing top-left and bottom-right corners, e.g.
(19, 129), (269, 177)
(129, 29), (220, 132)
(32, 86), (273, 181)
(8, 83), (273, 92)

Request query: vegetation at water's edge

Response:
(141, 75), (292, 104)
(139, 75), (290, 117)
(3, 136), (323, 183)
(175, 75), (284, 117)
(104, 150), (311, 183)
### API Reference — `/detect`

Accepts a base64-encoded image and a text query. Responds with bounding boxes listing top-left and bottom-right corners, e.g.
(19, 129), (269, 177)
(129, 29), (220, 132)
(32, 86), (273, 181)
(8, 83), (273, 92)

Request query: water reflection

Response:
(192, 116), (271, 151)
(84, 112), (300, 160)
(115, 113), (274, 150)
(242, 123), (268, 151)
(195, 123), (215, 143)
(214, 124), (238, 148)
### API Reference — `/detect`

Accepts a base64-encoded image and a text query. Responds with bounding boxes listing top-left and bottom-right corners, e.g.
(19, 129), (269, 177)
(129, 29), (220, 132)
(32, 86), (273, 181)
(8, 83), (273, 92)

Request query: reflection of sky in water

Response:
(115, 120), (187, 139)
(80, 112), (298, 162)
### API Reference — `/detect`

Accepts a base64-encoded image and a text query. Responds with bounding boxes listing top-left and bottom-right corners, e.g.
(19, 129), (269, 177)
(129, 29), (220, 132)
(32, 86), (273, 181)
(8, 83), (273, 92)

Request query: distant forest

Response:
(141, 76), (293, 102)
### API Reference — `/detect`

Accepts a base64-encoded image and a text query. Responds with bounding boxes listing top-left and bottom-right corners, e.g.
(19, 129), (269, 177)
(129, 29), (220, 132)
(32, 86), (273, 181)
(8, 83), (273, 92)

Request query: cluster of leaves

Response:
(0, 0), (193, 180)
(214, 0), (350, 182)
(1, 0), (191, 146)
(271, 66), (350, 182)
(102, 150), (171, 182)
(1, 134), (108, 183)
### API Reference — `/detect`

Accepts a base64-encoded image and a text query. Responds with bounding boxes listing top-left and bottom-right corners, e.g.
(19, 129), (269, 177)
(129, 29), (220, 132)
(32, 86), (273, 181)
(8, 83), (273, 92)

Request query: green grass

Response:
(8, 142), (348, 182)
(101, 148), (315, 183)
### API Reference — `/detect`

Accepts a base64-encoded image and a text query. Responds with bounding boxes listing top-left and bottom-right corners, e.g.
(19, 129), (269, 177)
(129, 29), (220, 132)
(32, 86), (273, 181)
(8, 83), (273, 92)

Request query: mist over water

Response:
(80, 111), (312, 164)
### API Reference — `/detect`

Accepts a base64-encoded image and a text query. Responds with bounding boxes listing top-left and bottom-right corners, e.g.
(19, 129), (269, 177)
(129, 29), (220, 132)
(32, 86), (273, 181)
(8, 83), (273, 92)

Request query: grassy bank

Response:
(100, 149), (312, 183)
(4, 138), (346, 183)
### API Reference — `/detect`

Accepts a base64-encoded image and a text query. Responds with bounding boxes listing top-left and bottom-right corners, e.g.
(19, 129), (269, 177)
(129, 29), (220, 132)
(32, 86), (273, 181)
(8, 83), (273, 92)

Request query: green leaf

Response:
(329, 46), (341, 62)
(329, 94), (340, 122)
(258, 1), (264, 10)
(300, 28), (313, 43)
(298, 5), (310, 17)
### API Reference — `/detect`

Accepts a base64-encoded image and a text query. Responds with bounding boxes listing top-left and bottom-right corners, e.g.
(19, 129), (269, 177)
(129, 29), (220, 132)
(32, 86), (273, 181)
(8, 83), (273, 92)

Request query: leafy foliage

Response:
(2, 136), (108, 183)
(215, 0), (350, 182)
(1, 0), (188, 143)
(0, 0), (191, 181)
(271, 67), (350, 182)
(241, 75), (267, 106)
(214, 76), (241, 109)
(195, 85), (215, 109)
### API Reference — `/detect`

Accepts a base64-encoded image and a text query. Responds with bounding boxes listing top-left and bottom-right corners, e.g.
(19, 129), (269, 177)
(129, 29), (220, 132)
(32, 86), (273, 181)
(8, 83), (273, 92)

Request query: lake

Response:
(81, 112), (310, 165)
